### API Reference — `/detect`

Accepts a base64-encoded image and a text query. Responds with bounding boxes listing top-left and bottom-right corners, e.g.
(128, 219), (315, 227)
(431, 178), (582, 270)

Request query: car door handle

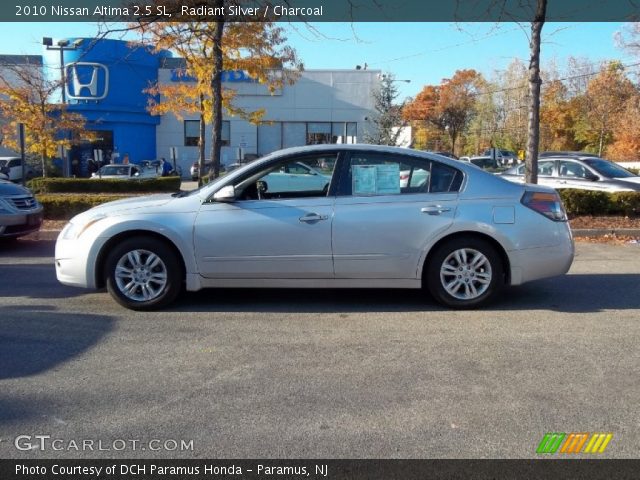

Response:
(299, 213), (329, 223)
(421, 205), (451, 215)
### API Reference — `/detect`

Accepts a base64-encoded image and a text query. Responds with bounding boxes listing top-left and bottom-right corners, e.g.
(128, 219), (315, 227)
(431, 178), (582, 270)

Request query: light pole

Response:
(42, 37), (79, 177)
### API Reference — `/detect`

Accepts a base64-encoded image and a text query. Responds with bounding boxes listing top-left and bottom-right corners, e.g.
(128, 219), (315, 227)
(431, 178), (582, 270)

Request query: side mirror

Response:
(213, 185), (236, 202)
(586, 173), (599, 182)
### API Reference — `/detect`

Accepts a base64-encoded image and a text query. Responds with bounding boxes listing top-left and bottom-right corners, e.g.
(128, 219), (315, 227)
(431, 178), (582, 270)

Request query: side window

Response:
(539, 161), (554, 176)
(559, 161), (588, 178)
(233, 154), (337, 201)
(9, 159), (20, 168)
(344, 153), (462, 196)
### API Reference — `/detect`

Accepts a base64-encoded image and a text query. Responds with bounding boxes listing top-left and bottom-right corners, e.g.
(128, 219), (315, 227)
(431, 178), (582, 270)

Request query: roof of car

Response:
(539, 151), (601, 158)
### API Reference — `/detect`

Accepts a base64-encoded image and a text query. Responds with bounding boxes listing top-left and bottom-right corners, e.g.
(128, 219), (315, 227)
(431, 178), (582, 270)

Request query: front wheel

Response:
(105, 236), (182, 310)
(426, 237), (503, 309)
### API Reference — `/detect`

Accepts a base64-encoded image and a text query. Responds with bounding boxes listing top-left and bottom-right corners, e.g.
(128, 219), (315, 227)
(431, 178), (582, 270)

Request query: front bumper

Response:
(0, 209), (43, 237)
(55, 231), (99, 289)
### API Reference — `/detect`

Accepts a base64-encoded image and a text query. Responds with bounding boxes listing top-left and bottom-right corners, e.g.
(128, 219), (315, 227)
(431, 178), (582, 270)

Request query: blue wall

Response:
(43, 38), (170, 164)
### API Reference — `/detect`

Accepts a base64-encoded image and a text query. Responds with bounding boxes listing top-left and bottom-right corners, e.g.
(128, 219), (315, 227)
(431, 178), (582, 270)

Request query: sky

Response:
(0, 21), (634, 99)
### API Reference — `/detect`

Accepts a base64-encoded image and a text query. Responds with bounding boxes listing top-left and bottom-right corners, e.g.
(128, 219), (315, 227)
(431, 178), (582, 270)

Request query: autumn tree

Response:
(498, 59), (529, 153)
(403, 69), (484, 155)
(607, 95), (640, 161)
(364, 73), (407, 146)
(133, 0), (301, 184)
(0, 61), (93, 177)
(575, 62), (636, 156)
(539, 79), (580, 151)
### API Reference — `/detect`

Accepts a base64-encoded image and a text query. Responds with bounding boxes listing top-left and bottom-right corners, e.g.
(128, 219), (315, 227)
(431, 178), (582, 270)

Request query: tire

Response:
(105, 236), (182, 310)
(426, 237), (503, 309)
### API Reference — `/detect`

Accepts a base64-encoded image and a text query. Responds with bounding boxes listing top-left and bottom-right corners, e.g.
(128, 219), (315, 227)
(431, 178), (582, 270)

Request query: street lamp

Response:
(43, 37), (80, 176)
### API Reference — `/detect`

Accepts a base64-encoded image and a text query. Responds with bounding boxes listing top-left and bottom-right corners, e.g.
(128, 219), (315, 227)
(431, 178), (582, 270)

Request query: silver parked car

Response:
(0, 179), (43, 238)
(55, 145), (574, 310)
(501, 155), (640, 192)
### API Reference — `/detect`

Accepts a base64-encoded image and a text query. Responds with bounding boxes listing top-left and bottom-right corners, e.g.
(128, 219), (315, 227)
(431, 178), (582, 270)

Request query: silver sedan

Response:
(501, 155), (640, 192)
(55, 145), (574, 310)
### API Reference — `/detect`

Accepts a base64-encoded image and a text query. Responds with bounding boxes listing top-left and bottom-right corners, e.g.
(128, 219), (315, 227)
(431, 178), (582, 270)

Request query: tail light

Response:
(400, 173), (409, 181)
(521, 190), (567, 222)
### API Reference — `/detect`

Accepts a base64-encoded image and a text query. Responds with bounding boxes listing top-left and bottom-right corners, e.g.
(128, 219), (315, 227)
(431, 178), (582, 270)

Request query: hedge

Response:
(558, 189), (640, 216)
(28, 176), (181, 194)
(37, 194), (131, 220)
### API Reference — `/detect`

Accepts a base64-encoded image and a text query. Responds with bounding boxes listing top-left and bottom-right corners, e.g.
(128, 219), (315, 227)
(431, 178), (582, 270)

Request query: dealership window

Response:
(307, 122), (332, 144)
(184, 120), (230, 146)
(259, 121), (359, 155)
(332, 122), (358, 144)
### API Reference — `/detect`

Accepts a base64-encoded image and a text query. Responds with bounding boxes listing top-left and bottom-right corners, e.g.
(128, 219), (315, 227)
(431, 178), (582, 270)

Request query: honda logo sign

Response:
(65, 62), (109, 100)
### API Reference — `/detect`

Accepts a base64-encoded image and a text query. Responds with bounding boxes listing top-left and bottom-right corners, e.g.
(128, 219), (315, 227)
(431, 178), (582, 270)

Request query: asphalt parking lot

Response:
(0, 239), (638, 459)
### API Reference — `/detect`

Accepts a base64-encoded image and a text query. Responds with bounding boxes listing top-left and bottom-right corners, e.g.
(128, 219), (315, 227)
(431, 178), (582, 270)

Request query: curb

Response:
(28, 228), (640, 242)
(572, 228), (640, 237)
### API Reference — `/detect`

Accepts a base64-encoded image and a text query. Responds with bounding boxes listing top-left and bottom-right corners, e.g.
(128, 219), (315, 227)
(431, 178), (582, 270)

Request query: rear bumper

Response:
(508, 224), (574, 285)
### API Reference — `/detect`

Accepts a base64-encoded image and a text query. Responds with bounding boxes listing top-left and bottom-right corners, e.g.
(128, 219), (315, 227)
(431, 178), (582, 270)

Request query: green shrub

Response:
(557, 189), (612, 216)
(611, 191), (640, 216)
(28, 176), (181, 194)
(37, 194), (131, 220)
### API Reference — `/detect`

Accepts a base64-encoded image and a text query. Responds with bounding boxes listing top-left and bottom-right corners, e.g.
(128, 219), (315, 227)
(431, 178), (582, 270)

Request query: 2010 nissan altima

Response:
(55, 145), (574, 310)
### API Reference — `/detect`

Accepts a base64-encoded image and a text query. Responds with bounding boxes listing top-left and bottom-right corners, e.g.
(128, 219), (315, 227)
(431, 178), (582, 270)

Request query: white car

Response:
(260, 161), (331, 194)
(56, 144), (573, 311)
(91, 164), (158, 180)
(0, 157), (35, 182)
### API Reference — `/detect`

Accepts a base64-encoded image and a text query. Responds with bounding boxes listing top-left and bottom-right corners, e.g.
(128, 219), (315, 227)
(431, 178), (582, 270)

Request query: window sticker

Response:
(352, 165), (377, 195)
(375, 164), (401, 194)
(352, 164), (401, 195)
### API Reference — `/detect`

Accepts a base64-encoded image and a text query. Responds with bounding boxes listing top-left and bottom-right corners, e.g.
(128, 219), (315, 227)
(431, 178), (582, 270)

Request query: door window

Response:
(232, 154), (337, 200)
(559, 161), (589, 178)
(340, 152), (462, 196)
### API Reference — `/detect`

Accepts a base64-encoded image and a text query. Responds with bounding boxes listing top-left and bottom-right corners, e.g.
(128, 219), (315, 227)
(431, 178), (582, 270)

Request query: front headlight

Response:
(61, 214), (107, 240)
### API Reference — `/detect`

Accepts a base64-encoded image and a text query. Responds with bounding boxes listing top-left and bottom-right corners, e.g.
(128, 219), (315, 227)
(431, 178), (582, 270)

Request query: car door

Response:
(557, 160), (603, 190)
(193, 153), (339, 279)
(332, 151), (462, 279)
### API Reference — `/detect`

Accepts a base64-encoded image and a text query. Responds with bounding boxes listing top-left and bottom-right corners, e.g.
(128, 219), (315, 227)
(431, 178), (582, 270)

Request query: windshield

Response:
(582, 159), (636, 178)
(99, 166), (129, 176)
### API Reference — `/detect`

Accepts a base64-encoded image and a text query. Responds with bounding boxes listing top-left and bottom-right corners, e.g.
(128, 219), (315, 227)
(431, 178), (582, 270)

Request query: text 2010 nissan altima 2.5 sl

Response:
(55, 145), (574, 310)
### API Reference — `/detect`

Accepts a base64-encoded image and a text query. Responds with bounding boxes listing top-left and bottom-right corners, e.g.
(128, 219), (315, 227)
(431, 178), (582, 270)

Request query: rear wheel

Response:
(426, 237), (503, 309)
(105, 236), (182, 310)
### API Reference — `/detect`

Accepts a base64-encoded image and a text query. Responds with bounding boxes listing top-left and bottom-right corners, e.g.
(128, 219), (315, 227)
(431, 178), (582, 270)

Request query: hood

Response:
(0, 179), (33, 196)
(70, 193), (176, 224)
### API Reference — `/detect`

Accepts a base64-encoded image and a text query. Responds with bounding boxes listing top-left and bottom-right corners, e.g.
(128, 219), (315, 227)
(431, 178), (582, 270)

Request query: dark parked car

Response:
(0, 179), (43, 238)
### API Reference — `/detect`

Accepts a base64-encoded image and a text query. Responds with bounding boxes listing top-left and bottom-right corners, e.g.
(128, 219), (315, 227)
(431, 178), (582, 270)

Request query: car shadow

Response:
(169, 273), (640, 314)
(0, 263), (88, 299)
(495, 273), (640, 313)
(173, 288), (439, 313)
(0, 305), (115, 381)
(0, 239), (56, 258)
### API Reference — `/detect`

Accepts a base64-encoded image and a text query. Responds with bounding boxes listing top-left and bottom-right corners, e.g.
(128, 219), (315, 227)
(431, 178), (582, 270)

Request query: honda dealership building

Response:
(31, 38), (379, 177)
